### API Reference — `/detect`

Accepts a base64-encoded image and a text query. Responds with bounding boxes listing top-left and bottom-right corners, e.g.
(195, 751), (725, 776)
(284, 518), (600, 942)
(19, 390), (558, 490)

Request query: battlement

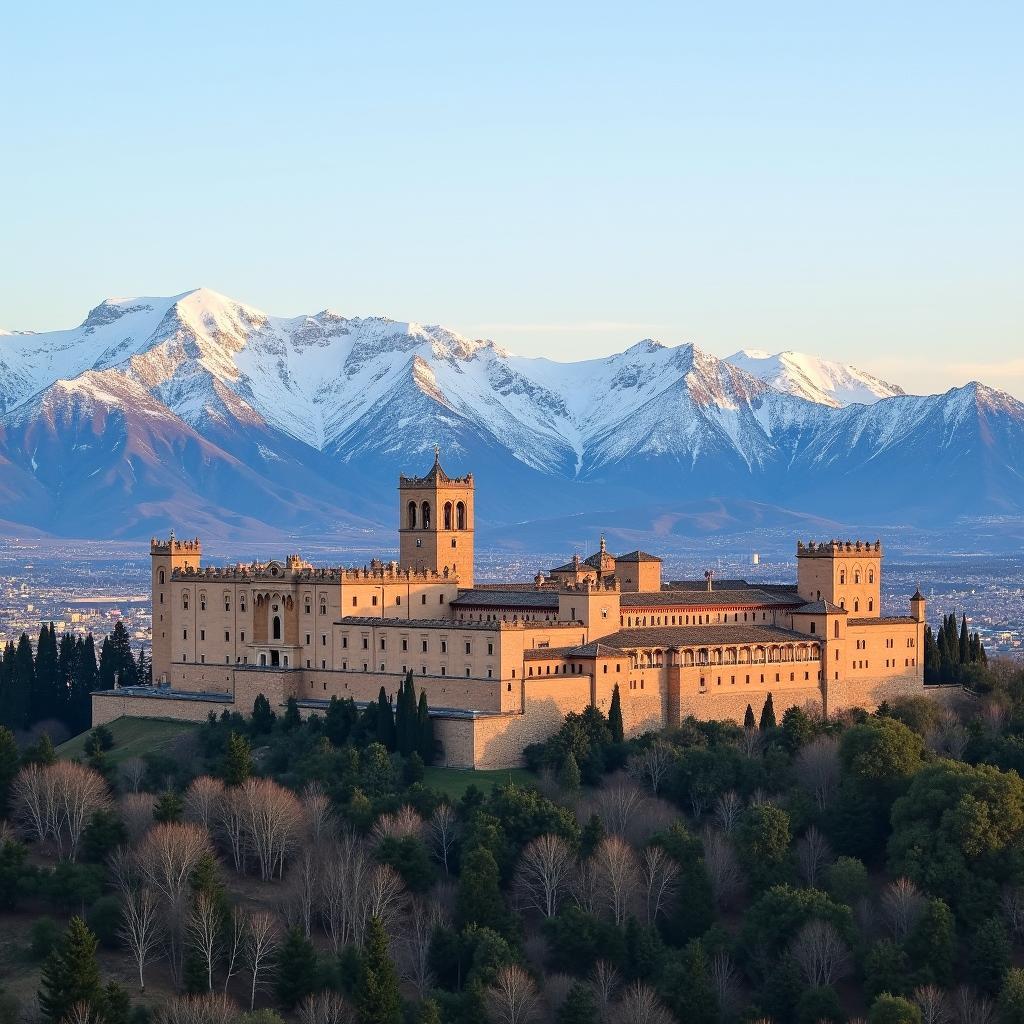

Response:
(169, 558), (458, 583)
(797, 539), (882, 557)
(557, 576), (620, 594)
(151, 536), (201, 555)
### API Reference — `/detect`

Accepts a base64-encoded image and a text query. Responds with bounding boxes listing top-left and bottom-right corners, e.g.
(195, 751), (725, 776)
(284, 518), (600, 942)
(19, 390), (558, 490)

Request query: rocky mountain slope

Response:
(0, 289), (1021, 544)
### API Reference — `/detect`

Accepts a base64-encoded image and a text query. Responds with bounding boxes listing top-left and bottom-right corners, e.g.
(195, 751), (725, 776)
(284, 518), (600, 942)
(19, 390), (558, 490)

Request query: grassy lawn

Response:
(422, 765), (535, 798)
(56, 716), (199, 765)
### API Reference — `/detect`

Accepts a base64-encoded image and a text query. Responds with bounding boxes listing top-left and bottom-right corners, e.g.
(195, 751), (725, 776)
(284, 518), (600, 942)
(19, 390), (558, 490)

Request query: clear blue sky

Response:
(3, 1), (1022, 396)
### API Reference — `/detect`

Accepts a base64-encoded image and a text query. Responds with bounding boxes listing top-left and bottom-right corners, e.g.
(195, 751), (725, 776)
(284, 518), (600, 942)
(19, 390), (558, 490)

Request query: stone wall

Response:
(92, 691), (230, 726)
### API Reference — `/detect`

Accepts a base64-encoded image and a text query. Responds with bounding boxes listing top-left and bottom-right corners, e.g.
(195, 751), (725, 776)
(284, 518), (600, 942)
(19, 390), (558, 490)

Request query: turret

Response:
(910, 587), (926, 623)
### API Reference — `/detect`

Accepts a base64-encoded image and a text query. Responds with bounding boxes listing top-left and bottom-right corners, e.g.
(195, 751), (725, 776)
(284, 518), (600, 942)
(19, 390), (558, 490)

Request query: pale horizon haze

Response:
(3, 2), (1022, 398)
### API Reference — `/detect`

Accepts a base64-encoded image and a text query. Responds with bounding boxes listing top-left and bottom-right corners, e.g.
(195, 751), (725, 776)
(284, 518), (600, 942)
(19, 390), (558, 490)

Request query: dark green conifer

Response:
(274, 927), (318, 1008)
(355, 917), (403, 1024)
(375, 687), (396, 750)
(416, 689), (435, 764)
(38, 916), (102, 1023)
(744, 704), (756, 729)
(608, 683), (624, 743)
(759, 692), (777, 730)
(223, 731), (253, 785)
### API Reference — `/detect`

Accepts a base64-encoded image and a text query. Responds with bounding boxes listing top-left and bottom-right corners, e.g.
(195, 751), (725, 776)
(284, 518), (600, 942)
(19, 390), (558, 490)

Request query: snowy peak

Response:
(726, 349), (905, 408)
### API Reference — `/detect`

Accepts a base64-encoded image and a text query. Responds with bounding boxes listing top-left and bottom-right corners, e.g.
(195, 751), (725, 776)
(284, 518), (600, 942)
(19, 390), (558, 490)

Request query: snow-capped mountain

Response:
(726, 349), (905, 407)
(0, 289), (1021, 543)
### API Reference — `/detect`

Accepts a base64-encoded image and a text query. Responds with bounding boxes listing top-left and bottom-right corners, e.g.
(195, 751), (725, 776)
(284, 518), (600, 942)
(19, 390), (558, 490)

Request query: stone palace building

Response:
(92, 454), (927, 768)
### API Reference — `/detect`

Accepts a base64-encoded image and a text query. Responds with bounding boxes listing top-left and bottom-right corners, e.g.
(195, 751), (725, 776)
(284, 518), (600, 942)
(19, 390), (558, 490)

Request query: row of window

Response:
(700, 671), (817, 689)
(340, 635), (494, 656)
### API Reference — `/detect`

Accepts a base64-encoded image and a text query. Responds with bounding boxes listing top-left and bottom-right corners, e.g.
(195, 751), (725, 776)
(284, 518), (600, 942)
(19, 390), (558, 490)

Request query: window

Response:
(158, 569), (165, 584)
(402, 638), (408, 651)
(362, 637), (368, 649)
(421, 501), (431, 529)
(304, 600), (311, 614)
(441, 640), (448, 654)
(380, 637), (386, 650)
(183, 629), (188, 639)
(323, 635), (328, 647)
(810, 622), (816, 634)
(421, 595), (427, 605)
(272, 616), (281, 640)
(225, 597), (231, 611)
(422, 640), (428, 652)
(224, 630), (230, 642)
(200, 629), (206, 641)
(408, 501), (417, 528)
(372, 595), (378, 606)
(342, 636), (348, 649)
(183, 594), (189, 610)
(305, 633), (311, 645)
(456, 501), (466, 530)
(465, 642), (472, 655)
(240, 631), (245, 642)
(487, 642), (494, 655)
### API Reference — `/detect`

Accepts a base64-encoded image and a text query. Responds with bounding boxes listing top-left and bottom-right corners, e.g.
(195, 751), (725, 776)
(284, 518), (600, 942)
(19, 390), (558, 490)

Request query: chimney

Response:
(705, 569), (714, 593)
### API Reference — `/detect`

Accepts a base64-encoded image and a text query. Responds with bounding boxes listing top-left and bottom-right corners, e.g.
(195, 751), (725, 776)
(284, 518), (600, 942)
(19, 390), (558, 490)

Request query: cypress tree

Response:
(375, 687), (396, 750)
(744, 704), (756, 730)
(251, 693), (276, 734)
(324, 695), (357, 746)
(223, 731), (253, 785)
(416, 689), (435, 764)
(0, 641), (17, 729)
(66, 636), (99, 736)
(456, 846), (507, 933)
(397, 671), (418, 756)
(759, 693), (777, 730)
(9, 634), (35, 731)
(38, 916), (103, 1023)
(56, 633), (78, 725)
(283, 695), (302, 731)
(356, 916), (403, 1024)
(33, 624), (60, 724)
(609, 683), (624, 743)
(959, 615), (970, 666)
(0, 725), (18, 816)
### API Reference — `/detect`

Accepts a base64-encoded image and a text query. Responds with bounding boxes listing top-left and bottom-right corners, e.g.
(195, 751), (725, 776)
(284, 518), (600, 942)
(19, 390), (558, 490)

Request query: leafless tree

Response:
(158, 993), (238, 1024)
(914, 984), (953, 1024)
(61, 1001), (99, 1024)
(711, 953), (741, 1019)
(572, 856), (600, 915)
(790, 919), (851, 987)
(297, 992), (351, 1024)
(515, 834), (575, 918)
(245, 910), (280, 1011)
(594, 835), (639, 925)
(484, 964), (539, 1024)
(749, 787), (773, 807)
(372, 804), (423, 843)
(713, 791), (742, 833)
(187, 892), (222, 992)
(590, 960), (621, 1022)
(927, 709), (969, 761)
(364, 863), (407, 934)
(882, 877), (926, 941)
(1001, 886), (1024, 938)
(855, 895), (878, 941)
(119, 757), (146, 794)
(135, 822), (214, 982)
(740, 727), (762, 759)
(794, 735), (841, 811)
(184, 777), (225, 831)
(640, 846), (679, 926)
(279, 844), (321, 938)
(221, 907), (248, 995)
(429, 803), (458, 874)
(980, 703), (1007, 740)
(118, 793), (155, 843)
(594, 780), (648, 840)
(613, 982), (671, 1024)
(796, 825), (833, 888)
(217, 788), (246, 873)
(701, 828), (743, 909)
(954, 986), (995, 1024)
(237, 777), (303, 880)
(628, 741), (676, 796)
(12, 761), (111, 861)
(118, 885), (163, 992)
(302, 781), (334, 843)
(398, 897), (448, 997)
(541, 974), (574, 1021)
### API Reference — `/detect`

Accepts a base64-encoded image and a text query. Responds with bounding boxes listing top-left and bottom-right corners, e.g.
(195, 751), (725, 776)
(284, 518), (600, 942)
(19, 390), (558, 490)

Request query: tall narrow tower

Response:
(150, 533), (201, 685)
(399, 449), (474, 586)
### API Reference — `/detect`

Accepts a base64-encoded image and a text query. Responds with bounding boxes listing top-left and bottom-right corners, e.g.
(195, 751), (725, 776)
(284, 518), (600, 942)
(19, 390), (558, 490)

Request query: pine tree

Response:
(456, 846), (508, 933)
(324, 695), (357, 747)
(558, 983), (597, 1024)
(0, 725), (18, 816)
(560, 751), (582, 792)
(283, 696), (302, 731)
(274, 928), (318, 1008)
(355, 916), (403, 1024)
(744, 704), (756, 730)
(416, 689), (435, 764)
(375, 687), (396, 751)
(38, 916), (103, 1023)
(608, 683), (624, 743)
(135, 647), (150, 685)
(759, 693), (777, 730)
(223, 731), (253, 785)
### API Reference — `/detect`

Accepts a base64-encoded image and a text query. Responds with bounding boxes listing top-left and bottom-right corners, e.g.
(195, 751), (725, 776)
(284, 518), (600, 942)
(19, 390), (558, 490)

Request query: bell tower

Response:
(399, 449), (474, 587)
(150, 532), (201, 685)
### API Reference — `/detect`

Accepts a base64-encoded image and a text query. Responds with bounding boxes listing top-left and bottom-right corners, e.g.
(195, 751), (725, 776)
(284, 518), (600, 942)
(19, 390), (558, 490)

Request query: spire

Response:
(600, 534), (606, 554)
(433, 444), (440, 464)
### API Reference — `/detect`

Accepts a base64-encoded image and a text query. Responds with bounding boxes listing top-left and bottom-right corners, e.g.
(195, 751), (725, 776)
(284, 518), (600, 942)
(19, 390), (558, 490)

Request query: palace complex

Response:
(92, 454), (927, 768)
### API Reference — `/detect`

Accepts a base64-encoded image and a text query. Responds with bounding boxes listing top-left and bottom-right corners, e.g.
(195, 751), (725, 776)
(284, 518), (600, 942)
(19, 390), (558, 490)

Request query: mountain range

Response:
(1, 288), (1022, 551)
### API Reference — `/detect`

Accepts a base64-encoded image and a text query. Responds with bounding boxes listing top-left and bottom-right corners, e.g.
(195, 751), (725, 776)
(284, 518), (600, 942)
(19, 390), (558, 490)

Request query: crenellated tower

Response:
(399, 449), (475, 587)
(150, 533), (201, 684)
(796, 539), (882, 616)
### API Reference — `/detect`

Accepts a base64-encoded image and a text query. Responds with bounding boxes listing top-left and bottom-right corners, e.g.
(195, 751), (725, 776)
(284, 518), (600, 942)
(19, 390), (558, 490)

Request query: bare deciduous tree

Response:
(740, 727), (762, 759)
(429, 803), (458, 875)
(236, 777), (303, 881)
(118, 885), (162, 992)
(701, 828), (743, 909)
(398, 897), (448, 997)
(713, 791), (742, 834)
(372, 804), (423, 843)
(954, 986), (995, 1024)
(613, 982), (671, 1024)
(245, 911), (280, 1011)
(279, 845), (320, 938)
(628, 742), (676, 796)
(62, 1001), (99, 1024)
(158, 993), (238, 1024)
(184, 777), (225, 831)
(118, 793), (155, 843)
(796, 825), (834, 888)
(119, 757), (146, 794)
(221, 907), (247, 995)
(12, 761), (111, 861)
(484, 964), (539, 1024)
(794, 735), (841, 811)
(297, 992), (351, 1024)
(882, 878), (926, 941)
(790, 919), (851, 987)
(515, 834), (574, 918)
(590, 960), (621, 1022)
(1001, 886), (1024, 938)
(594, 835), (638, 925)
(187, 892), (222, 993)
(572, 856), (600, 915)
(913, 984), (953, 1024)
(640, 846), (679, 925)
(594, 780), (648, 840)
(302, 781), (334, 843)
(711, 953), (740, 1019)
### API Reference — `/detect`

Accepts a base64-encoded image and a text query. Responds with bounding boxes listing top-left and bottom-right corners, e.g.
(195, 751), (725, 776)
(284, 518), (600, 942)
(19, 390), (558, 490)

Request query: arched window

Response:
(273, 615), (282, 640)
(444, 502), (452, 529)
(456, 501), (466, 530)
(840, 570), (846, 585)
(199, 592), (207, 611)
(868, 599), (874, 612)
(855, 570), (861, 584)
(408, 501), (417, 528)
(869, 569), (875, 584)
(158, 569), (165, 585)
(421, 502), (431, 529)
(854, 599), (860, 612)
(183, 593), (189, 610)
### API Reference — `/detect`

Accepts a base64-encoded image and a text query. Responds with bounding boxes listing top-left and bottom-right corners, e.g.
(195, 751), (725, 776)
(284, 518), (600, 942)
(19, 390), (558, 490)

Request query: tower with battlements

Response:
(150, 533), (202, 684)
